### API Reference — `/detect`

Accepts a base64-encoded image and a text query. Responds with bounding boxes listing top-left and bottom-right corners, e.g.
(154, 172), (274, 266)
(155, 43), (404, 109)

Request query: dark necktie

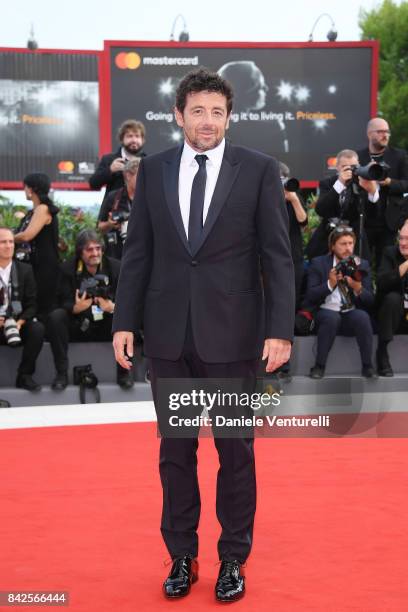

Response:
(188, 154), (208, 252)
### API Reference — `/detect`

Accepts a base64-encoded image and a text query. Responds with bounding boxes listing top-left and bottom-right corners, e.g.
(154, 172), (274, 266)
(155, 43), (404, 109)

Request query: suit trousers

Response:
(377, 292), (408, 342)
(315, 308), (373, 367)
(148, 314), (258, 564)
(0, 319), (44, 375)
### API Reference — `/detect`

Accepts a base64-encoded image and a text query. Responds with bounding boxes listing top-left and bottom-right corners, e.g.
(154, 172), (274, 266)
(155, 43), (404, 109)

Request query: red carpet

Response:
(1, 423), (407, 611)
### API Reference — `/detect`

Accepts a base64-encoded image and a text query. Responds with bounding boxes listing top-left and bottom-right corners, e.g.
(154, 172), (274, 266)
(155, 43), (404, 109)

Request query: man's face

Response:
(332, 235), (355, 260)
(175, 91), (230, 152)
(336, 155), (359, 174)
(81, 241), (102, 269)
(367, 119), (390, 152)
(122, 130), (144, 154)
(0, 229), (15, 262)
(398, 225), (408, 259)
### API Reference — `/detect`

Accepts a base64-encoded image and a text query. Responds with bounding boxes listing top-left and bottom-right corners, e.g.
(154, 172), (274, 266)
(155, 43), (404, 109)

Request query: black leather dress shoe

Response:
(163, 555), (198, 599)
(361, 365), (378, 379)
(16, 374), (41, 392)
(376, 349), (394, 377)
(309, 364), (325, 379)
(215, 560), (245, 603)
(117, 371), (134, 390)
(51, 372), (68, 391)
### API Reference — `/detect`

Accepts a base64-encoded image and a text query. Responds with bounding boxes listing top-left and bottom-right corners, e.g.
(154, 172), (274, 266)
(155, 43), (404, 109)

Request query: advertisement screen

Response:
(0, 51), (99, 186)
(108, 44), (375, 183)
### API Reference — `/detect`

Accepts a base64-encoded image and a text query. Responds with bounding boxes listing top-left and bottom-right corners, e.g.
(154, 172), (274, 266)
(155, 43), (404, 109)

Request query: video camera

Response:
(79, 274), (111, 299)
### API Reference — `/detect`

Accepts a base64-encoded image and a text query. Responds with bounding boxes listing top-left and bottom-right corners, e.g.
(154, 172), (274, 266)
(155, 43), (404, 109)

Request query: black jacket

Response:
(4, 260), (38, 321)
(377, 245), (407, 297)
(357, 146), (408, 231)
(304, 254), (374, 312)
(56, 256), (121, 315)
(89, 147), (146, 194)
(112, 141), (295, 363)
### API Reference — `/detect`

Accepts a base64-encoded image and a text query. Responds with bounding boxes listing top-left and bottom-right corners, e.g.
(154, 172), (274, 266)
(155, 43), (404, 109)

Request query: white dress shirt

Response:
(178, 138), (225, 238)
(333, 179), (379, 203)
(0, 261), (12, 312)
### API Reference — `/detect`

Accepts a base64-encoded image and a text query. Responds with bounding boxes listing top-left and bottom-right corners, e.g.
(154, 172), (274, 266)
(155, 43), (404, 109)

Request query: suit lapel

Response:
(162, 146), (191, 254)
(192, 141), (241, 256)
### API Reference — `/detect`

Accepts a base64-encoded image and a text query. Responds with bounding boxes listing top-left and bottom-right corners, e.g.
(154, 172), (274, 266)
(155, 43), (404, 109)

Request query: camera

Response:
(79, 274), (111, 299)
(350, 162), (390, 182)
(14, 243), (32, 263)
(281, 177), (300, 192)
(111, 210), (130, 224)
(335, 256), (365, 281)
(73, 364), (98, 388)
(3, 317), (22, 347)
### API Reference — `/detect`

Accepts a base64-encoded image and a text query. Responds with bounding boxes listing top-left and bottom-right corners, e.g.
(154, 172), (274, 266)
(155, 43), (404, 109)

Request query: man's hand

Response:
(113, 331), (134, 370)
(379, 177), (391, 187)
(16, 319), (25, 331)
(110, 158), (126, 173)
(262, 338), (291, 373)
(328, 267), (339, 290)
(399, 260), (408, 278)
(0, 316), (4, 329)
(358, 177), (377, 194)
(73, 289), (93, 315)
(338, 166), (353, 185)
(344, 276), (362, 295)
(95, 297), (114, 313)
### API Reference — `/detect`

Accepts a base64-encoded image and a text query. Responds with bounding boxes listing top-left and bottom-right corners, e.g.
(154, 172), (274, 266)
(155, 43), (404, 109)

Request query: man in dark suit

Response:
(376, 220), (408, 376)
(357, 117), (408, 266)
(0, 227), (44, 391)
(304, 225), (375, 379)
(112, 69), (295, 603)
(89, 119), (146, 196)
(307, 149), (377, 261)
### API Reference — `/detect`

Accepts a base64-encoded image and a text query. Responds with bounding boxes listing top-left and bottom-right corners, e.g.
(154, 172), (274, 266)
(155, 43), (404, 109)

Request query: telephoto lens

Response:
(3, 318), (22, 347)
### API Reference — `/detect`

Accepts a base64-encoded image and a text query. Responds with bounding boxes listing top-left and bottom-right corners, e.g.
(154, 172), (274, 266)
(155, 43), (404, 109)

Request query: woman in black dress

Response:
(14, 173), (60, 319)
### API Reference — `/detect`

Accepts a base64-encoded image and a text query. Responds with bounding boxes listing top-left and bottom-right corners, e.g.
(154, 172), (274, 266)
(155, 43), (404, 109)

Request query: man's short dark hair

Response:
(118, 120), (146, 142)
(175, 68), (234, 114)
(75, 229), (103, 259)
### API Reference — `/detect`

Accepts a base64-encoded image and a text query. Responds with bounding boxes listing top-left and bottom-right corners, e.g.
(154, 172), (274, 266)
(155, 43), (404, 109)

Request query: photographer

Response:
(304, 226), (375, 379)
(0, 227), (44, 391)
(46, 230), (134, 391)
(376, 220), (408, 376)
(97, 158), (140, 259)
(358, 117), (408, 266)
(89, 120), (146, 197)
(307, 149), (377, 261)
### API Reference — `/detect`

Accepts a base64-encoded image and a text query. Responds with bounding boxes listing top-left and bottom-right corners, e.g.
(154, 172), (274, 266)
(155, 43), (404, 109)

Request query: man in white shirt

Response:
(0, 227), (44, 391)
(304, 225), (375, 379)
(112, 68), (295, 603)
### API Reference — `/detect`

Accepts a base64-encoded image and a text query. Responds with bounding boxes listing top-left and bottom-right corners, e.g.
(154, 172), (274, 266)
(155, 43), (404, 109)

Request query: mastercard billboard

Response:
(105, 41), (378, 185)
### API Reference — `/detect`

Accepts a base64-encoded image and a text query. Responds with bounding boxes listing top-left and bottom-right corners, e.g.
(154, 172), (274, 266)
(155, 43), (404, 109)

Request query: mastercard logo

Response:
(326, 156), (337, 169)
(115, 52), (141, 70)
(58, 161), (74, 173)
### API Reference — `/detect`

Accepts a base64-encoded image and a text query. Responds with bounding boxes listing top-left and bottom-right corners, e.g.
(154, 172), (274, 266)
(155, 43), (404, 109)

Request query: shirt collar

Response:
(0, 261), (12, 275)
(181, 138), (225, 167)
